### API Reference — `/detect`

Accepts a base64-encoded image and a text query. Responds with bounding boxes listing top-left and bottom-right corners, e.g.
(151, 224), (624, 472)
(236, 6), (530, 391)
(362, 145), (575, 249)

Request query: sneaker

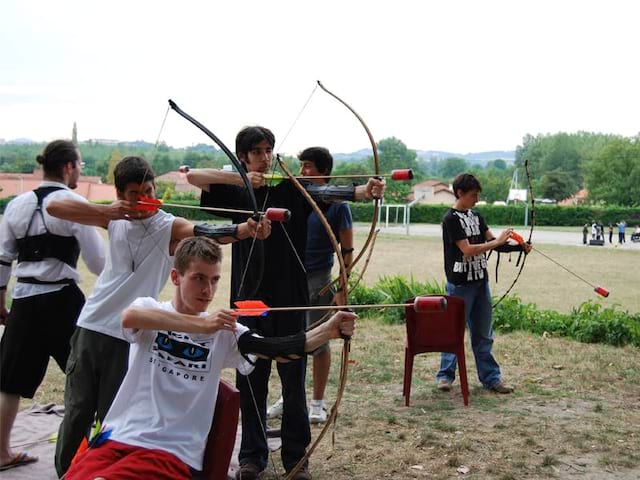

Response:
(436, 379), (452, 391)
(308, 400), (327, 424)
(490, 381), (514, 394)
(286, 466), (312, 480)
(235, 462), (263, 480)
(267, 396), (284, 419)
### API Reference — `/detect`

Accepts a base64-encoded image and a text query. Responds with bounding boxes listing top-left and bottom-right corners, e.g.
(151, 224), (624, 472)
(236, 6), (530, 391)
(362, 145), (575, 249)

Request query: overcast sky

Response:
(1, 0), (639, 155)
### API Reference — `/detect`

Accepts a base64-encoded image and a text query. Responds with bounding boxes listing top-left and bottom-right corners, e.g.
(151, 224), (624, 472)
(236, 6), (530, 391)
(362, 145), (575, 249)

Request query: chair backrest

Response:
(405, 295), (465, 353)
(200, 379), (240, 480)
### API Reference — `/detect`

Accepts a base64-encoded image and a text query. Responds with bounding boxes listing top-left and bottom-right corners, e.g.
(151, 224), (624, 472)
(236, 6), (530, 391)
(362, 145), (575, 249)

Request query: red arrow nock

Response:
(135, 196), (162, 212)
(390, 169), (414, 181)
(265, 208), (291, 222)
(594, 286), (610, 298)
(413, 296), (447, 312)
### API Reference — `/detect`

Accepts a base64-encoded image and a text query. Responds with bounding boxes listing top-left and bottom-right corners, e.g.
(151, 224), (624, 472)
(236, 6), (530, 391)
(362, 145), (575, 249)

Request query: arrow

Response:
(179, 166), (413, 182)
(232, 296), (448, 317)
(508, 231), (609, 298)
(134, 196), (291, 222)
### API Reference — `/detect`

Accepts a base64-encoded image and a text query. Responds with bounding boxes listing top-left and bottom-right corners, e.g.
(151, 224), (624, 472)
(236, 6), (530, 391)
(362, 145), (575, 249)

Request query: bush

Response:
(0, 196), (16, 214)
(494, 296), (640, 347)
(350, 275), (446, 324)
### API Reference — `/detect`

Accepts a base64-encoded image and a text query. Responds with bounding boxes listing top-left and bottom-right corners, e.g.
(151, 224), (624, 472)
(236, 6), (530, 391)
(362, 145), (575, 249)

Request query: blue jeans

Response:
(436, 280), (502, 389)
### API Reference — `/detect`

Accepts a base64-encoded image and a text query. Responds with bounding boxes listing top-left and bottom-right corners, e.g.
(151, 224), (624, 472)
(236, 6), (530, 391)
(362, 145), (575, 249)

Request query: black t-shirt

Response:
(201, 181), (312, 336)
(442, 208), (489, 285)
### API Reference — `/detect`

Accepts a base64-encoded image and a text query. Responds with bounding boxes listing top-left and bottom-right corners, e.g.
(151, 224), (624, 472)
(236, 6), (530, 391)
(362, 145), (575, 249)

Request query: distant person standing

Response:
(608, 224), (613, 244)
(582, 224), (588, 245)
(618, 220), (626, 243)
(591, 221), (598, 240)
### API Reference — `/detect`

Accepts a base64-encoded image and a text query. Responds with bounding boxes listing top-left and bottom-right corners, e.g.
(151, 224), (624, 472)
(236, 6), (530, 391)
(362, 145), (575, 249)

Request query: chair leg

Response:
(456, 348), (469, 406)
(403, 349), (414, 406)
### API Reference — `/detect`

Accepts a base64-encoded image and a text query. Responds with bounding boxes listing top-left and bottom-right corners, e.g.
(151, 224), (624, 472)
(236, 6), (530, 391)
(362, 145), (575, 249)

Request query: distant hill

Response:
(416, 150), (515, 165)
(334, 148), (515, 165)
(3, 139), (515, 166)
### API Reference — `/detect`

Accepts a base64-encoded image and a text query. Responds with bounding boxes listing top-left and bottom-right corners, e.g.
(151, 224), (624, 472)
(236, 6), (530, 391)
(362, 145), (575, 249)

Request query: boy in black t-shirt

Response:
(438, 173), (530, 394)
(186, 126), (383, 480)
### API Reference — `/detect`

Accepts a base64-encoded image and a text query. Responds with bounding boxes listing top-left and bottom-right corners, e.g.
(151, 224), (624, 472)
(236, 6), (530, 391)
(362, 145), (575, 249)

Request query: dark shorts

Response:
(0, 283), (84, 398)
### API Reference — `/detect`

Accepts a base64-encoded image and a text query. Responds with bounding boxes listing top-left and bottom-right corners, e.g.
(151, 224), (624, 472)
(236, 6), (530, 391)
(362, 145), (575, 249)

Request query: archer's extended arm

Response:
(237, 310), (357, 362)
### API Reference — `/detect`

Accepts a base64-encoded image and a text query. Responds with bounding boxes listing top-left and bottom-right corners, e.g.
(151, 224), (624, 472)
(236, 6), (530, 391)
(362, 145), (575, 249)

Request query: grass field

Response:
(7, 226), (640, 479)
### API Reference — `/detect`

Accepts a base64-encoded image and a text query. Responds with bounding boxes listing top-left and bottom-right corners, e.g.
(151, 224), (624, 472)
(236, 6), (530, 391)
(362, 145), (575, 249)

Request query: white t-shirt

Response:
(77, 210), (175, 340)
(104, 297), (253, 471)
(0, 181), (105, 298)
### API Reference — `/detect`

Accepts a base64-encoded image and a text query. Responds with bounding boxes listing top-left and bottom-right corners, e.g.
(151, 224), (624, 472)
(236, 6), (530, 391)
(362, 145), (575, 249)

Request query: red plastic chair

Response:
(197, 379), (240, 480)
(403, 295), (469, 406)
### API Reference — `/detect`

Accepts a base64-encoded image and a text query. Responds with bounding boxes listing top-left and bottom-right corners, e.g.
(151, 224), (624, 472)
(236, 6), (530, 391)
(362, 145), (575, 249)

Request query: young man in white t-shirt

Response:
(47, 156), (271, 477)
(63, 236), (356, 480)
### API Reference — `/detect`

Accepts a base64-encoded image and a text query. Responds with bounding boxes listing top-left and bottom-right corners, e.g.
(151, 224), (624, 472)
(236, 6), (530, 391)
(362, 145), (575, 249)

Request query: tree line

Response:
(1, 132), (638, 207)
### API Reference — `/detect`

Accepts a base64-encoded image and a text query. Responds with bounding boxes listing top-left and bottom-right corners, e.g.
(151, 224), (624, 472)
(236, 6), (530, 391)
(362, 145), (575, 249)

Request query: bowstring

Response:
(126, 104), (174, 271)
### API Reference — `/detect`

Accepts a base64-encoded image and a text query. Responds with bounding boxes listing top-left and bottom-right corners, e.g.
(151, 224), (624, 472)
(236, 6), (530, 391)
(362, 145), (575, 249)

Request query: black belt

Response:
(17, 277), (75, 285)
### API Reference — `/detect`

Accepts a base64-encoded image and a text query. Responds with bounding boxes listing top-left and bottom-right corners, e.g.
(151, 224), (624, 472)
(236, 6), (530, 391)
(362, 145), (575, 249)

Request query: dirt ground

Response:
(264, 327), (640, 480)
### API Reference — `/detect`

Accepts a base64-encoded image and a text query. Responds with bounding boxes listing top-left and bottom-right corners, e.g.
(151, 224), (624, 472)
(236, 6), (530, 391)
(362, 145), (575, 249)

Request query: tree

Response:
(468, 166), (513, 203)
(586, 137), (640, 206)
(439, 157), (468, 179)
(377, 137), (419, 173)
(487, 159), (507, 170)
(106, 149), (122, 184)
(540, 170), (575, 201)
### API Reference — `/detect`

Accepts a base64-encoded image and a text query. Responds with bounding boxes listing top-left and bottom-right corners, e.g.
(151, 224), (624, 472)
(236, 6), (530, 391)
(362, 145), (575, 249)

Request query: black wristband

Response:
(193, 223), (239, 240)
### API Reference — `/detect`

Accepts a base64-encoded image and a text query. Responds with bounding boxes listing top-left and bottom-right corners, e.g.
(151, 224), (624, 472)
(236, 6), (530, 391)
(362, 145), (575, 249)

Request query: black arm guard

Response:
(305, 182), (356, 203)
(494, 242), (527, 254)
(193, 223), (239, 240)
(237, 330), (306, 361)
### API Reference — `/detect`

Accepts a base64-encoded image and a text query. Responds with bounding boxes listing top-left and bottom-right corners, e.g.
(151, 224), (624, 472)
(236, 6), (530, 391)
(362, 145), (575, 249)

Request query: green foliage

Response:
(106, 149), (122, 184)
(493, 297), (640, 347)
(540, 170), (575, 201)
(468, 165), (513, 203)
(0, 196), (16, 214)
(0, 141), (229, 182)
(348, 202), (639, 227)
(156, 180), (176, 201)
(586, 137), (640, 207)
(351, 275), (446, 324)
(516, 131), (639, 206)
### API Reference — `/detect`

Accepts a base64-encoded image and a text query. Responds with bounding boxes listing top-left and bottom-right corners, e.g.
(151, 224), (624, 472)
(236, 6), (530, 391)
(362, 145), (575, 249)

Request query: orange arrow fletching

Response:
(509, 231), (526, 246)
(135, 196), (162, 211)
(233, 300), (270, 316)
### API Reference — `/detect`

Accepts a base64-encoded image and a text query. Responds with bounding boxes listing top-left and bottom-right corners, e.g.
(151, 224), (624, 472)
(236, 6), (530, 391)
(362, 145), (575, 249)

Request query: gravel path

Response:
(356, 223), (640, 250)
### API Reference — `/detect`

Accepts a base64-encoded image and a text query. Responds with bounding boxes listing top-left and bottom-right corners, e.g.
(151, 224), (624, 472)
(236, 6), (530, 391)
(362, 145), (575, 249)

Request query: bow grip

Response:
(339, 308), (353, 341)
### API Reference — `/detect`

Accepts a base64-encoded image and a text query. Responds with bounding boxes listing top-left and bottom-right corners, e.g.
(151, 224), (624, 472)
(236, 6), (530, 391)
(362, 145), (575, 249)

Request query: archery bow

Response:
(316, 81), (382, 279)
(167, 100), (266, 299)
(492, 157), (535, 308)
(281, 80), (383, 479)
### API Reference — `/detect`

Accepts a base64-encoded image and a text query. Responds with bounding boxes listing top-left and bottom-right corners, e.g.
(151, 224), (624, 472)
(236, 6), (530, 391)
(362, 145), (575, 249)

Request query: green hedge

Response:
(350, 203), (639, 227)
